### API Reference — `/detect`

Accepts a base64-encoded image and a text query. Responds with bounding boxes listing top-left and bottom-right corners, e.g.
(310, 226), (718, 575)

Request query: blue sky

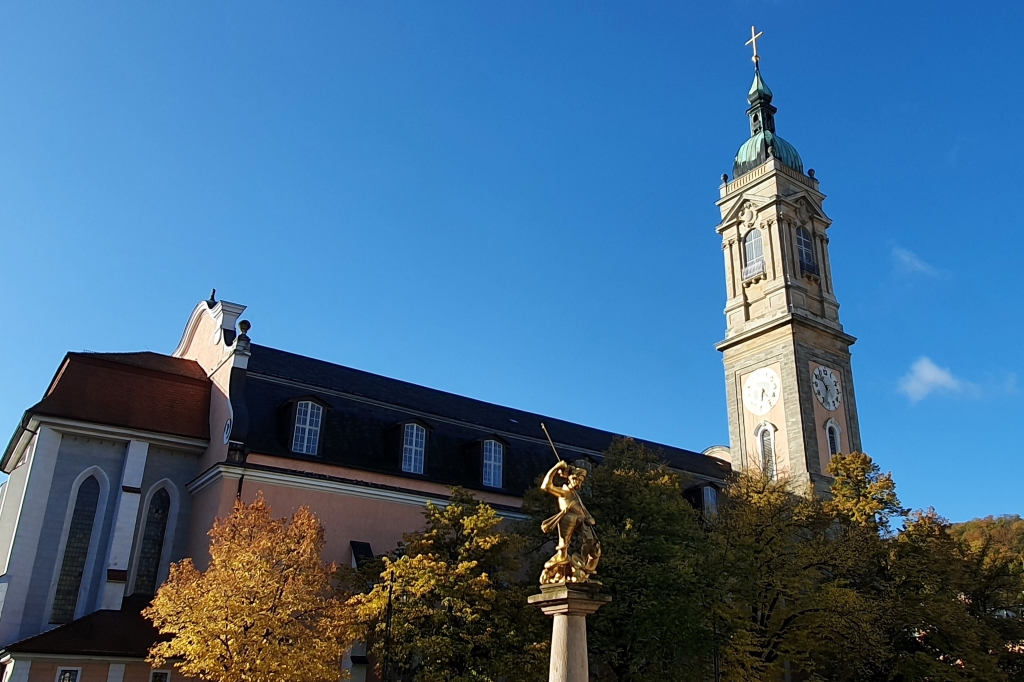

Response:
(1, 2), (1021, 522)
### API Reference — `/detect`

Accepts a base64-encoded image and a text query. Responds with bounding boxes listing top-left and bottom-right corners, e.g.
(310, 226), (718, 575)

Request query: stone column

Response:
(528, 584), (611, 682)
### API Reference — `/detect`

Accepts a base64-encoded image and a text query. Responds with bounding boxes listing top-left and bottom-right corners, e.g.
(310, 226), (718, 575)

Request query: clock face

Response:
(812, 366), (842, 411)
(743, 367), (781, 416)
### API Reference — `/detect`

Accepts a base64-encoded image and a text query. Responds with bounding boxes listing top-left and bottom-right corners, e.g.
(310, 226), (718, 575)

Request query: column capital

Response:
(527, 584), (611, 617)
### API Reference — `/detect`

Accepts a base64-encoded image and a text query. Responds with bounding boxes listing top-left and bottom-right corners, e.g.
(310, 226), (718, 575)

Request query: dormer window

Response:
(742, 229), (765, 280)
(482, 439), (503, 488)
(292, 401), (323, 455)
(402, 423), (426, 474)
(702, 485), (719, 518)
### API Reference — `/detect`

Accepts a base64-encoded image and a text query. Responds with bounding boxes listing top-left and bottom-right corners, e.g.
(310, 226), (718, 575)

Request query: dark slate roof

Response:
(3, 600), (164, 657)
(31, 352), (211, 440)
(242, 344), (729, 497)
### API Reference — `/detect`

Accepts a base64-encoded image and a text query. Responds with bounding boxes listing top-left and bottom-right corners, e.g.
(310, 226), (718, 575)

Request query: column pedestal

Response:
(528, 583), (611, 682)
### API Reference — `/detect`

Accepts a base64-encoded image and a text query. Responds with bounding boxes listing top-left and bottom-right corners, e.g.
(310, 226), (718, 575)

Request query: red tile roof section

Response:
(31, 352), (211, 440)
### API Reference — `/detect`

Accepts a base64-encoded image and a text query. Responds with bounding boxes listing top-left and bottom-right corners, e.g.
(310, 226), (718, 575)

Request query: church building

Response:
(0, 46), (860, 682)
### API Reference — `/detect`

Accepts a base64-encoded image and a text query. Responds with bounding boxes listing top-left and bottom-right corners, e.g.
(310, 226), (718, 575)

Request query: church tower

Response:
(715, 37), (861, 494)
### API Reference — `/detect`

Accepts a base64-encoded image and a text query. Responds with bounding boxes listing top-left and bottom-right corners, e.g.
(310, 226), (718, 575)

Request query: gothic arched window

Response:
(742, 229), (765, 280)
(797, 227), (814, 266)
(50, 476), (100, 624)
(134, 488), (171, 596)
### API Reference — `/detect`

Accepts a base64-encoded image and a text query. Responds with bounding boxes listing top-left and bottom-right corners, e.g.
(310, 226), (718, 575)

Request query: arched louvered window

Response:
(134, 488), (171, 596)
(742, 229), (765, 279)
(827, 424), (841, 457)
(50, 476), (100, 624)
(759, 429), (775, 479)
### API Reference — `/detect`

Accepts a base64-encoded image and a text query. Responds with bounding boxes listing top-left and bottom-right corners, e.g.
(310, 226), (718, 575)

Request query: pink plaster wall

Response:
(25, 661), (188, 682)
(185, 453), (526, 571)
(236, 476), (432, 568)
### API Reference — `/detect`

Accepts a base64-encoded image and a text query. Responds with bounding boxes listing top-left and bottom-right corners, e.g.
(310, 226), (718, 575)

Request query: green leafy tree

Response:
(708, 472), (883, 681)
(580, 438), (713, 682)
(823, 454), (1024, 680)
(345, 488), (546, 682)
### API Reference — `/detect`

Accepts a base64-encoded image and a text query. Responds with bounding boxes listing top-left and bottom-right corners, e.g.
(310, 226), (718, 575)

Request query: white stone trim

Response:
(127, 480), (180, 595)
(172, 300), (246, 360)
(44, 467), (111, 624)
(188, 464), (529, 521)
(2, 657), (29, 682)
(0, 426), (61, 647)
(101, 440), (149, 606)
(32, 417), (208, 453)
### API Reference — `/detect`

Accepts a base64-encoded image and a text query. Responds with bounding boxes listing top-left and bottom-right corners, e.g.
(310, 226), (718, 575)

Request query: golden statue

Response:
(538, 459), (601, 584)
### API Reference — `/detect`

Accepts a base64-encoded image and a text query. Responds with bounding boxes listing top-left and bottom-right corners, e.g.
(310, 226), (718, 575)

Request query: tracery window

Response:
(482, 440), (503, 488)
(742, 229), (765, 279)
(50, 476), (100, 624)
(402, 423), (426, 474)
(134, 488), (171, 596)
(292, 400), (323, 455)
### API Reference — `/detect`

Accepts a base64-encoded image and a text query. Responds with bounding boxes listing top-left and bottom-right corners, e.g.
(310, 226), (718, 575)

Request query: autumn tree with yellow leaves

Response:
(145, 494), (358, 682)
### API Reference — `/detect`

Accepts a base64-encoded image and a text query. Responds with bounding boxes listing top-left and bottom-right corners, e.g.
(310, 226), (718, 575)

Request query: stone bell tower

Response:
(715, 44), (862, 494)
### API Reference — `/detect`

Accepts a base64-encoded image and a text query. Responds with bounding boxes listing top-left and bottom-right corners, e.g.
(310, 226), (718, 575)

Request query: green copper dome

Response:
(734, 131), (803, 177)
(732, 66), (804, 178)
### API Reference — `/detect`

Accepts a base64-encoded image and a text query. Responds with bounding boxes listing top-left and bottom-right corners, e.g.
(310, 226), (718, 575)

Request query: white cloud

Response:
(892, 247), (937, 276)
(898, 357), (968, 403)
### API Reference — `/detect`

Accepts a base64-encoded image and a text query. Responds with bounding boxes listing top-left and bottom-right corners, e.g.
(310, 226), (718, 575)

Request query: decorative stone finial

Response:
(808, 168), (816, 178)
(767, 144), (776, 158)
(235, 319), (252, 354)
(721, 173), (729, 184)
(207, 289), (217, 308)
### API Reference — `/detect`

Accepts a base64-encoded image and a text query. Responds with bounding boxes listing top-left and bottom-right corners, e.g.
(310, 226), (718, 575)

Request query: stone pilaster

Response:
(100, 439), (149, 609)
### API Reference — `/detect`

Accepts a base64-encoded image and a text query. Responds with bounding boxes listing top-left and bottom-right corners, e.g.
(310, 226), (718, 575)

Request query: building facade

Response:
(716, 64), (861, 495)
(0, 57), (860, 682)
(0, 295), (727, 682)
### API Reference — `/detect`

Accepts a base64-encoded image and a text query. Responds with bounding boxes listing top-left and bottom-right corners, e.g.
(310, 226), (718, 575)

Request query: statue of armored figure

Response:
(539, 460), (601, 584)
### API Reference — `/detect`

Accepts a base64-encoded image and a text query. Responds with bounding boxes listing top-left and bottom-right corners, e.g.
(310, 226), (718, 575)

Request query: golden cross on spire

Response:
(745, 25), (763, 64)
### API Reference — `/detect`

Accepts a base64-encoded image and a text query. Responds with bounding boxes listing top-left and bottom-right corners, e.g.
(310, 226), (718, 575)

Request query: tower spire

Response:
(745, 26), (763, 64)
(732, 26), (803, 178)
